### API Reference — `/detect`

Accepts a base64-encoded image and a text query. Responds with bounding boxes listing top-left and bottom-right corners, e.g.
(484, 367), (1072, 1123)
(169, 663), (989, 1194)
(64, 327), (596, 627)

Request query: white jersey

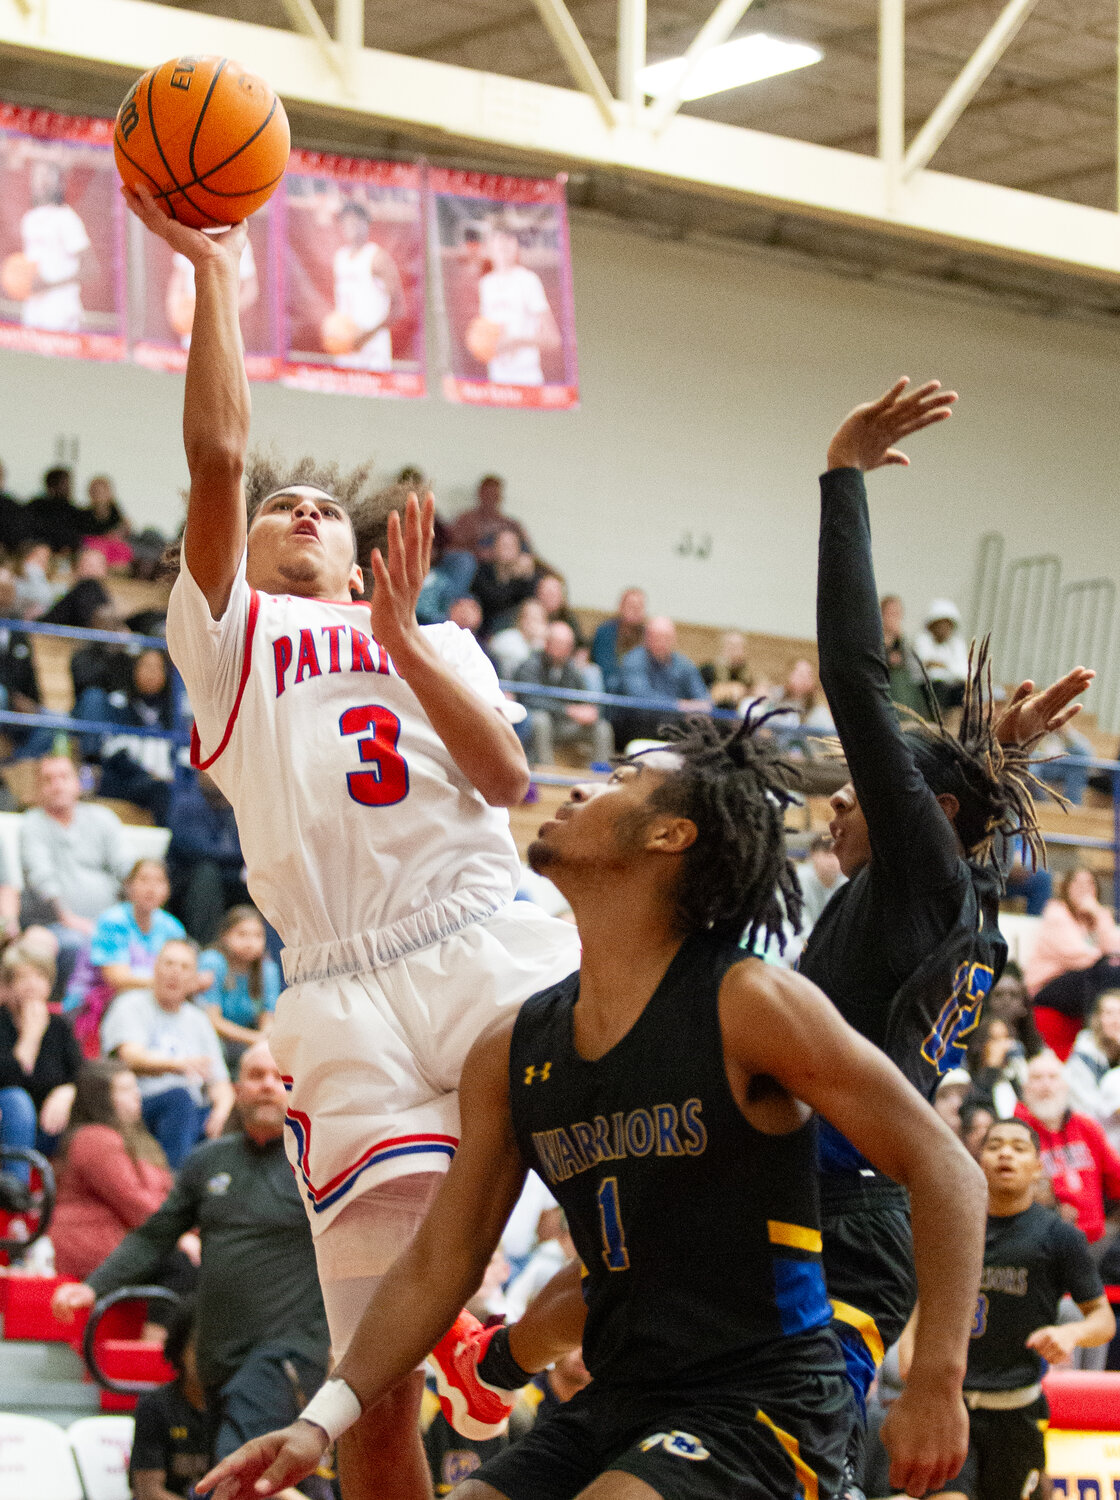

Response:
(479, 264), (548, 385)
(166, 551), (523, 978)
(332, 242), (393, 369)
(20, 202), (89, 332)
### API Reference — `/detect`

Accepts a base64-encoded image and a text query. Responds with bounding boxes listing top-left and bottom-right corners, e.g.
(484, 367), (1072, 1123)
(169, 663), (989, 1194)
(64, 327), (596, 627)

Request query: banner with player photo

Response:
(428, 169), (578, 410)
(0, 106), (126, 363)
(128, 200), (282, 380)
(281, 151), (425, 399)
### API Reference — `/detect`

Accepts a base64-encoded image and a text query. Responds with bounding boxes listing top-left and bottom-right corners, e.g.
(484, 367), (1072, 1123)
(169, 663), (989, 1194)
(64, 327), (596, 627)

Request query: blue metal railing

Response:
(3, 616), (1119, 909)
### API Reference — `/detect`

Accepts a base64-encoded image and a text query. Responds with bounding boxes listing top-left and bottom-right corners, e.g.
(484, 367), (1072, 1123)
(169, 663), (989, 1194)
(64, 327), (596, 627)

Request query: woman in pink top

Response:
(51, 1060), (179, 1280)
(1026, 867), (1120, 1024)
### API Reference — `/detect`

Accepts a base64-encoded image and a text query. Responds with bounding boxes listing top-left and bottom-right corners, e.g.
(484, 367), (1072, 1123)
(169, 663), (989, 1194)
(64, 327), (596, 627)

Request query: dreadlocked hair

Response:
(162, 455), (418, 596)
(902, 636), (1051, 870)
(645, 708), (804, 949)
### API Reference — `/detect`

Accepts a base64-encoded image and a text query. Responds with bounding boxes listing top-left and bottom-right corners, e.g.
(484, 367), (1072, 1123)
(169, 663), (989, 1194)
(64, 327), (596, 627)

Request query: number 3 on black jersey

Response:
(970, 1292), (988, 1339)
(597, 1177), (630, 1271)
(340, 705), (409, 807)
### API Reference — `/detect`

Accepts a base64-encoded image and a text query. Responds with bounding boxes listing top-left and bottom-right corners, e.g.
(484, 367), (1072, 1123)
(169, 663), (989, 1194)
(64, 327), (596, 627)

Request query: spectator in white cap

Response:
(914, 597), (970, 708)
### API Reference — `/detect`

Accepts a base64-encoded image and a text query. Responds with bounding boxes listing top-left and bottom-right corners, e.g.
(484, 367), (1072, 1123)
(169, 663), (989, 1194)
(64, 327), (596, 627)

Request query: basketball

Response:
(114, 55), (290, 229)
(0, 252), (35, 301)
(465, 315), (502, 364)
(321, 310), (359, 354)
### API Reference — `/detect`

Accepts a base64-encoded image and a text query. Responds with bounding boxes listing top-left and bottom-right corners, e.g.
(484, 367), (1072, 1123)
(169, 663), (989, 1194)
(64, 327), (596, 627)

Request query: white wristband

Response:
(299, 1378), (363, 1442)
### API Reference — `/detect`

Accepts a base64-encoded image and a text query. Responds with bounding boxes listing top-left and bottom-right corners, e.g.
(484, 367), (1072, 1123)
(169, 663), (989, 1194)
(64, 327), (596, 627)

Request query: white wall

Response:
(3, 213), (1120, 641)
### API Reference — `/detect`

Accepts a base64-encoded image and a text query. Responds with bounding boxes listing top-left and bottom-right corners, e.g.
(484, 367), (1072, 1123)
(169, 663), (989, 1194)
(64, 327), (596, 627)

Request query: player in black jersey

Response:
(900, 1118), (1114, 1500)
(201, 719), (986, 1500)
(425, 381), (1090, 1492)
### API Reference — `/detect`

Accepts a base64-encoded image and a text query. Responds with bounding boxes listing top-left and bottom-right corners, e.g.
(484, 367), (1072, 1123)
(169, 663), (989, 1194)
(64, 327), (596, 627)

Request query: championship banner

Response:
(0, 106), (125, 363)
(281, 151), (425, 399)
(428, 169), (578, 411)
(129, 201), (282, 380)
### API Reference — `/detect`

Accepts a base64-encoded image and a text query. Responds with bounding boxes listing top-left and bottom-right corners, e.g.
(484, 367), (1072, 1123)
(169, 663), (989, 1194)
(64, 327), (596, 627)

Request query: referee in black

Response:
(900, 1118), (1114, 1500)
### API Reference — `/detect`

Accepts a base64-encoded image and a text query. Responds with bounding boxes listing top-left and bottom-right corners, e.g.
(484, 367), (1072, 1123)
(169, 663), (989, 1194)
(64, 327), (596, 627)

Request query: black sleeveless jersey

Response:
(508, 931), (839, 1391)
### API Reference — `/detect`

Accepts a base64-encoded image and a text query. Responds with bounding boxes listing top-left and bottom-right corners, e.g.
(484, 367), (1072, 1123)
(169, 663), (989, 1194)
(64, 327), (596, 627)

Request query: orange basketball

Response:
(321, 310), (359, 355)
(0, 252), (35, 301)
(465, 316), (502, 364)
(114, 56), (290, 229)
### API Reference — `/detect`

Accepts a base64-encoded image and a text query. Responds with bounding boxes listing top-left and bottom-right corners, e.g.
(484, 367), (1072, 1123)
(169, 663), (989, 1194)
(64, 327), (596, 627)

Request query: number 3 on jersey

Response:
(340, 705), (409, 807)
(597, 1177), (630, 1272)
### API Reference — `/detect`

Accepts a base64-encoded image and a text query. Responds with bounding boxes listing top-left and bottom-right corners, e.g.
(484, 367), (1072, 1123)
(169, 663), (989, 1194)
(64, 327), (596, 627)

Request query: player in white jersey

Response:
(331, 200), (404, 370)
(20, 162), (90, 334)
(126, 183), (579, 1500)
(478, 220), (560, 387)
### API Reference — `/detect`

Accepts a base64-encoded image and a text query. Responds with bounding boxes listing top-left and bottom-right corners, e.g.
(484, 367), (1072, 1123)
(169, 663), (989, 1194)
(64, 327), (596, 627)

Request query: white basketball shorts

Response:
(268, 899), (580, 1240)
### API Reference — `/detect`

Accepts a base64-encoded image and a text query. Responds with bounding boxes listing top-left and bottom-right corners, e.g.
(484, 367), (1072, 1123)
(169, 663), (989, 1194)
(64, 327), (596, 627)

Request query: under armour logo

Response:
(523, 1062), (552, 1085)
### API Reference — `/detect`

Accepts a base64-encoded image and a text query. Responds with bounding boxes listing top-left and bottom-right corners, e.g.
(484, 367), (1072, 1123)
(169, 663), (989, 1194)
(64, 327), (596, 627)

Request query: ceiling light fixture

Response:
(639, 33), (823, 103)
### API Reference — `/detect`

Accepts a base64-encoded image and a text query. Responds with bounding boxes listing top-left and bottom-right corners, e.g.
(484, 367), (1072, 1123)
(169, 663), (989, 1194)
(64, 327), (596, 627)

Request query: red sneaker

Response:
(430, 1311), (515, 1440)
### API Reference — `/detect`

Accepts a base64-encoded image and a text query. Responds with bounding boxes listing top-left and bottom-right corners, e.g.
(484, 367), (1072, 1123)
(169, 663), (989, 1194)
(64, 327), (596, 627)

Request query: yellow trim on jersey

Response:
(767, 1220), (823, 1253)
(419, 1386), (441, 1434)
(829, 1299), (885, 1366)
(755, 1408), (819, 1500)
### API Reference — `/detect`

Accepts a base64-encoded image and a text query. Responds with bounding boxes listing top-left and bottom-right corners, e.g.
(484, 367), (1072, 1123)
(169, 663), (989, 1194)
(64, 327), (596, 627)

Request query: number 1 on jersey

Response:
(340, 705), (409, 807)
(597, 1176), (630, 1272)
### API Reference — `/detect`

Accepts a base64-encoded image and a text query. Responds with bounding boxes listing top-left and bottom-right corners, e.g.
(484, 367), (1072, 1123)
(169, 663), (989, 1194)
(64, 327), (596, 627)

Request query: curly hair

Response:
(903, 637), (1050, 869)
(164, 455), (420, 595)
(642, 708), (804, 948)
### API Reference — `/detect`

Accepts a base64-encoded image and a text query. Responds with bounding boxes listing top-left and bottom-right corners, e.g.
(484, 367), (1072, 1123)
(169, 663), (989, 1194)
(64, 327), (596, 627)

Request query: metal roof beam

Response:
(527, 0), (615, 125)
(646, 0), (758, 134)
(903, 0), (1043, 179)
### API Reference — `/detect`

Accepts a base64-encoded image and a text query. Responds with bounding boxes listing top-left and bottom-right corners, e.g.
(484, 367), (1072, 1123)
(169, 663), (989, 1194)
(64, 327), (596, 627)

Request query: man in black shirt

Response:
(53, 1042), (330, 1481)
(903, 1118), (1113, 1500)
(201, 724), (986, 1500)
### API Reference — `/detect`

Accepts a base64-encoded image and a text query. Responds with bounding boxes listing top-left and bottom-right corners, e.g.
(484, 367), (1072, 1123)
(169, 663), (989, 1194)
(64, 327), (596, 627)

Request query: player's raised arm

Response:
(124, 187), (250, 619)
(721, 963), (986, 1499)
(197, 1023), (527, 1500)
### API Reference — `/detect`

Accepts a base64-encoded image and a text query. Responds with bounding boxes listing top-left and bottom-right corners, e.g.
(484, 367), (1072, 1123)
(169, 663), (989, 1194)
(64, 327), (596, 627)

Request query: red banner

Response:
(0, 106), (126, 363)
(427, 169), (578, 410)
(281, 151), (425, 399)
(129, 200), (282, 381)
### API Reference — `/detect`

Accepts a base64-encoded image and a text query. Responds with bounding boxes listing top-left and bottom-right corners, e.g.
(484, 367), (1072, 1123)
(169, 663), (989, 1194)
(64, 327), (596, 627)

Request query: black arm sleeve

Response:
(817, 468), (960, 885)
(86, 1156), (202, 1295)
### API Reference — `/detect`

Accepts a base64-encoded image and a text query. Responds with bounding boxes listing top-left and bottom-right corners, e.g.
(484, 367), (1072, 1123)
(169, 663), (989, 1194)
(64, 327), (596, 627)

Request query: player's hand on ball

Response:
(826, 377), (956, 473)
(197, 1420), (327, 1499)
(368, 491), (435, 657)
(122, 183), (248, 273)
(881, 1383), (968, 1497)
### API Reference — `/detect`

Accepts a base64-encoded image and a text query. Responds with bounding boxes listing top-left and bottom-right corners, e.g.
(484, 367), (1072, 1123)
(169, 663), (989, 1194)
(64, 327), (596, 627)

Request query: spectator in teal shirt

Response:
(67, 860), (202, 1056)
(198, 907), (281, 1069)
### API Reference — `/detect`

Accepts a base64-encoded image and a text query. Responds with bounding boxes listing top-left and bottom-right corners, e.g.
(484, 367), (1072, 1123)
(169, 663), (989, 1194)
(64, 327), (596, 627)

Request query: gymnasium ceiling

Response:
(5, 1), (1120, 321)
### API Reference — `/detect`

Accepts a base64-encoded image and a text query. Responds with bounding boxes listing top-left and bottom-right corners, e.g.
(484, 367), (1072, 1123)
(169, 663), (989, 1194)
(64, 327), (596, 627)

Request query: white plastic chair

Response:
(67, 1415), (134, 1500)
(0, 1413), (83, 1500)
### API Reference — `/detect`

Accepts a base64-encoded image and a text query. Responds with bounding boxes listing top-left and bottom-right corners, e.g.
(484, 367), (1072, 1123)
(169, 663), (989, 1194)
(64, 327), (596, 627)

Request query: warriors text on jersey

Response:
(507, 931), (842, 1391)
(166, 549), (522, 977)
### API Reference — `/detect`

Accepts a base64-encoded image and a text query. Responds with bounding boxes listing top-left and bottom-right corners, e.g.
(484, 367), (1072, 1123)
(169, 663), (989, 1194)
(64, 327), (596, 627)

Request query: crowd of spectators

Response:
(0, 455), (1110, 1490)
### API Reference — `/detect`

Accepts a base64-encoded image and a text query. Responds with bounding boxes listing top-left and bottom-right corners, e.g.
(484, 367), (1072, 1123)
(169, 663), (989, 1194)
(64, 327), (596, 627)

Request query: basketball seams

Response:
(187, 58), (228, 184)
(170, 98), (282, 199)
(145, 64), (215, 226)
